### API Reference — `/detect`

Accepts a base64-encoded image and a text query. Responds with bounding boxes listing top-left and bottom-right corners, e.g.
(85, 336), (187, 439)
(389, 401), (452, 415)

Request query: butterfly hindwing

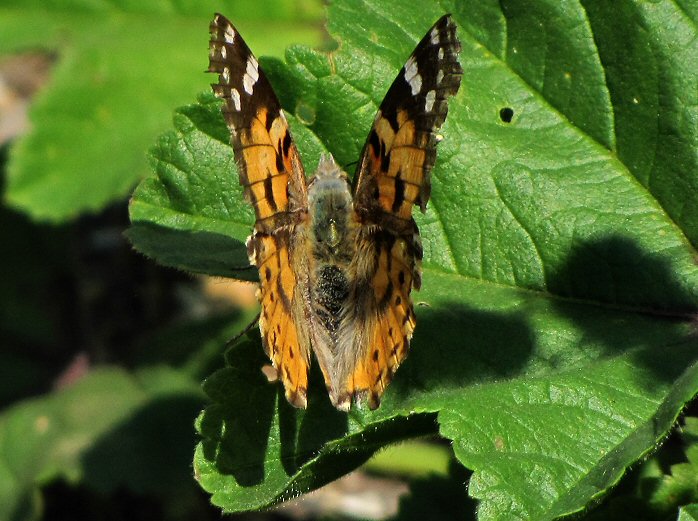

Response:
(209, 13), (311, 408)
(332, 230), (421, 410)
(246, 230), (311, 408)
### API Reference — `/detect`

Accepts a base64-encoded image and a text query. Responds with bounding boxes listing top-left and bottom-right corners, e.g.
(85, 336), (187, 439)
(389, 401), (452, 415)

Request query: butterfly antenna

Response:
(225, 312), (261, 351)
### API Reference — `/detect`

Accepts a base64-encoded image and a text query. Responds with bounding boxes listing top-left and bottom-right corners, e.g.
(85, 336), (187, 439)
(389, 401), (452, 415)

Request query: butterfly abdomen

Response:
(313, 264), (349, 335)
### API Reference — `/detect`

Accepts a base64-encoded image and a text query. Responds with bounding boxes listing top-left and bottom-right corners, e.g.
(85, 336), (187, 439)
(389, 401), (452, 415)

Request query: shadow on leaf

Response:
(278, 362), (349, 475)
(549, 234), (698, 386)
(199, 335), (352, 487)
(549, 234), (697, 314)
(385, 302), (535, 407)
(199, 336), (277, 486)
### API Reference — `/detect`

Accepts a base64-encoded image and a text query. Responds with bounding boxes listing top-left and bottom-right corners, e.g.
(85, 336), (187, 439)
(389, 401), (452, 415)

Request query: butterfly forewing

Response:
(208, 13), (308, 231)
(353, 14), (462, 229)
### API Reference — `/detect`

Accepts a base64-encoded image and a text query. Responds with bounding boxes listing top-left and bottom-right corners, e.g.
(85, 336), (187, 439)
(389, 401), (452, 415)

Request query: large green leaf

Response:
(1, 0), (322, 222)
(128, 0), (698, 519)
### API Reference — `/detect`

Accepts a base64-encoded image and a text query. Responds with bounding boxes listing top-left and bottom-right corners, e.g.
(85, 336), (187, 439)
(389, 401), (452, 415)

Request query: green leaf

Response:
(680, 505), (698, 521)
(639, 417), (698, 516)
(128, 0), (698, 518)
(0, 368), (204, 521)
(1, 2), (322, 222)
(194, 336), (439, 511)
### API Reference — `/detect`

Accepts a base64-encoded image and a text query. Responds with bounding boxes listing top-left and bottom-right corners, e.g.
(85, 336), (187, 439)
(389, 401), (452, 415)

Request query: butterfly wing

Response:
(339, 15), (462, 409)
(209, 13), (311, 408)
(209, 13), (308, 230)
(353, 14), (463, 224)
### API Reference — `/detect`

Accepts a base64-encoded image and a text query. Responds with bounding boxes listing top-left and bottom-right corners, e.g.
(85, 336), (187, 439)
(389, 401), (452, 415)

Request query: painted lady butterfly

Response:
(208, 13), (462, 410)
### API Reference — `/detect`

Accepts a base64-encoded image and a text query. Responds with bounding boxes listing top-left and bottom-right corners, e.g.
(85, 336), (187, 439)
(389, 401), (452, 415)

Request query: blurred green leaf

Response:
(1, 1), (323, 222)
(684, 417), (698, 443)
(364, 440), (452, 479)
(0, 368), (204, 521)
(645, 418), (698, 517)
(128, 0), (698, 518)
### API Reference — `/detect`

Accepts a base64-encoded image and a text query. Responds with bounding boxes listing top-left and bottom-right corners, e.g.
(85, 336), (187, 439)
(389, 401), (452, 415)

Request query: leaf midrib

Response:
(420, 267), (696, 320)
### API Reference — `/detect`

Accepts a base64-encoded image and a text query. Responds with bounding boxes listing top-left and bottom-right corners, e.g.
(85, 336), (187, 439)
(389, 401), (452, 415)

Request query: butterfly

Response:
(208, 13), (462, 410)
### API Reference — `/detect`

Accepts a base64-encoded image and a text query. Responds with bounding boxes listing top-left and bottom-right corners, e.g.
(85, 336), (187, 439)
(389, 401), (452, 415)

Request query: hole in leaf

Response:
(499, 107), (514, 123)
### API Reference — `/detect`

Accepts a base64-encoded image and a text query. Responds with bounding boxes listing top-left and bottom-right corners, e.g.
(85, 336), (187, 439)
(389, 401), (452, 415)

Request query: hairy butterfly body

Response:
(209, 13), (462, 410)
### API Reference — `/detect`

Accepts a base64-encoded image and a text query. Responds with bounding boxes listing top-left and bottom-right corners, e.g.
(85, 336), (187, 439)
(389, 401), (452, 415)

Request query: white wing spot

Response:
(404, 55), (422, 95)
(231, 88), (241, 111)
(222, 67), (231, 84)
(247, 56), (259, 82)
(438, 48), (444, 60)
(425, 90), (436, 112)
(404, 55), (418, 80)
(220, 46), (227, 60)
(243, 75), (254, 95)
(410, 73), (422, 95)
(430, 27), (440, 45)
(436, 70), (444, 84)
(223, 25), (235, 44)
(243, 56), (259, 95)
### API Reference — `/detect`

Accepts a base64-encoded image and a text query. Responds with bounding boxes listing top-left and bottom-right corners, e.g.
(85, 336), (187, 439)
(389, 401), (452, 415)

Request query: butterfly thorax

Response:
(307, 155), (356, 264)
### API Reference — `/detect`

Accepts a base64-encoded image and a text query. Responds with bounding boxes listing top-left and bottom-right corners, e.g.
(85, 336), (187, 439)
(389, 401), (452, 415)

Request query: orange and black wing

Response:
(209, 13), (308, 231)
(246, 230), (311, 408)
(353, 14), (462, 227)
(334, 230), (421, 410)
(209, 14), (311, 408)
(342, 15), (462, 409)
